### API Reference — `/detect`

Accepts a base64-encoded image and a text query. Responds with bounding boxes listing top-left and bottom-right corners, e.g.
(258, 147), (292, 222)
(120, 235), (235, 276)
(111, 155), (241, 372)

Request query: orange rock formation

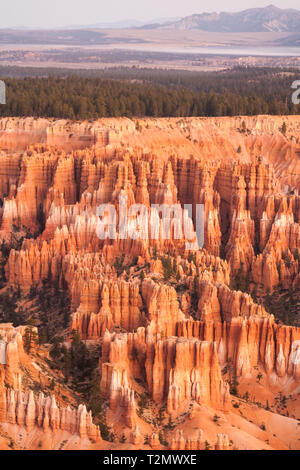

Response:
(0, 116), (299, 450)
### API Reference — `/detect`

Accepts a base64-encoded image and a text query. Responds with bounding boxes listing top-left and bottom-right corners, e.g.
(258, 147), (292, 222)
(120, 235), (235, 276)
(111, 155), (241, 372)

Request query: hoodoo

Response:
(0, 116), (299, 450)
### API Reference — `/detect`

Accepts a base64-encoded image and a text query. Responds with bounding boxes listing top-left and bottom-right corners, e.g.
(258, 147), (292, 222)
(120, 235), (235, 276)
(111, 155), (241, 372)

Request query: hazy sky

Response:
(1, 0), (300, 28)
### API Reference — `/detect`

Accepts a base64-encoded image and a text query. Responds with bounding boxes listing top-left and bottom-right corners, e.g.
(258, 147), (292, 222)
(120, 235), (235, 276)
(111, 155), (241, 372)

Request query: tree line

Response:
(0, 67), (299, 120)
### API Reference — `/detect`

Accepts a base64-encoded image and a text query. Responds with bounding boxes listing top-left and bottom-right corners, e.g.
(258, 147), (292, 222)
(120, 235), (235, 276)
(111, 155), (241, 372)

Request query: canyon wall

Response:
(0, 324), (101, 446)
(0, 116), (300, 450)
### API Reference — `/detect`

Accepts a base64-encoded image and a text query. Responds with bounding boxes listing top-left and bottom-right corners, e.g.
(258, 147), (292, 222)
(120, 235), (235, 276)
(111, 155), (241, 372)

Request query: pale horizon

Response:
(1, 0), (300, 29)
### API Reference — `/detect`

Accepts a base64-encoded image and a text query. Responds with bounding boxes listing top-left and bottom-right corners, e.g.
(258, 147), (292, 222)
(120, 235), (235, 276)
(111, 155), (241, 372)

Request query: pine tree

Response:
(281, 122), (287, 135)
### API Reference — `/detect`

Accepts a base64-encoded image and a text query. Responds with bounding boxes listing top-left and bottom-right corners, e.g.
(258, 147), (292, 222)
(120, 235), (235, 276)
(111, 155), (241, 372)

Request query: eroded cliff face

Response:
(177, 316), (300, 380)
(100, 328), (230, 416)
(0, 324), (101, 449)
(0, 116), (300, 450)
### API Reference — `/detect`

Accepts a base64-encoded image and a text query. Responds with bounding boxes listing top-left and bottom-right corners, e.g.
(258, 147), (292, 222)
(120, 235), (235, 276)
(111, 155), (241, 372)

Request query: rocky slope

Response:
(0, 115), (299, 450)
(156, 5), (300, 32)
(0, 324), (102, 449)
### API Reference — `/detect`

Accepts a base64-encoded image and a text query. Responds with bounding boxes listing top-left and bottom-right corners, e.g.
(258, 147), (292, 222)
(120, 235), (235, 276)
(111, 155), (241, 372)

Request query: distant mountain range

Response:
(2, 6), (300, 49)
(53, 20), (146, 30)
(85, 17), (181, 29)
(5, 6), (300, 33)
(7, 17), (181, 31)
(143, 5), (300, 32)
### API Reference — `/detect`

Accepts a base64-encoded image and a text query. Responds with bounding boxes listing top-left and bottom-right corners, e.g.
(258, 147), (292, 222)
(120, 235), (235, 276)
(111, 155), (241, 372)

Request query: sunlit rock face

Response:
(0, 116), (300, 450)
